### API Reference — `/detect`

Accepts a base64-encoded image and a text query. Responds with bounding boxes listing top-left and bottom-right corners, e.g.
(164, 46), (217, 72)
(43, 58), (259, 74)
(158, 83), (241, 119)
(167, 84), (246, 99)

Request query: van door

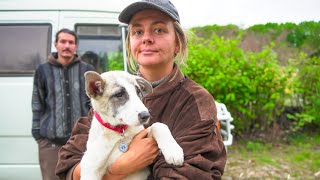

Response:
(0, 9), (126, 180)
(59, 11), (126, 73)
(0, 11), (58, 180)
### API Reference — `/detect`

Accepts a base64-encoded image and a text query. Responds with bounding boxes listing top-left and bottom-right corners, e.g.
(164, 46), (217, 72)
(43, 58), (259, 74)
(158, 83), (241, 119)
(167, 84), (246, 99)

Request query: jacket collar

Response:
(48, 52), (80, 68)
(145, 64), (185, 98)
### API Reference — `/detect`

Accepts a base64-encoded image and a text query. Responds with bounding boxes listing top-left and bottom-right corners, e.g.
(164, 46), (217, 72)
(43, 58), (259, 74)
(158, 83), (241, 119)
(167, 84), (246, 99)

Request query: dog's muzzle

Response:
(138, 111), (150, 124)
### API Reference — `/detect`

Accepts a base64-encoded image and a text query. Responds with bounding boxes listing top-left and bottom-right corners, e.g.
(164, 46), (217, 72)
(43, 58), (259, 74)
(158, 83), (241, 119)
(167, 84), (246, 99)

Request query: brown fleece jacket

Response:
(55, 65), (227, 180)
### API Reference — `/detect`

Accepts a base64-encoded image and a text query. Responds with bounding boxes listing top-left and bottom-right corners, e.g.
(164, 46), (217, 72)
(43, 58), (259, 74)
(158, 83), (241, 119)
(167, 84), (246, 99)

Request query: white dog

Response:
(80, 71), (184, 180)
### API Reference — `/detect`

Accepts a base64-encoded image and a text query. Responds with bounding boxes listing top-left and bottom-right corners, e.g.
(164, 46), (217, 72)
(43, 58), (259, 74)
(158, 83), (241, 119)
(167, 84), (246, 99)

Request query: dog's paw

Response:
(150, 122), (184, 166)
(161, 142), (184, 166)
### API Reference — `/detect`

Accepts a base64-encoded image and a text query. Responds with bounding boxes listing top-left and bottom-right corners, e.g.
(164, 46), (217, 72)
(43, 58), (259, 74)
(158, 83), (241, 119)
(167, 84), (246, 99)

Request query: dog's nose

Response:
(138, 111), (150, 124)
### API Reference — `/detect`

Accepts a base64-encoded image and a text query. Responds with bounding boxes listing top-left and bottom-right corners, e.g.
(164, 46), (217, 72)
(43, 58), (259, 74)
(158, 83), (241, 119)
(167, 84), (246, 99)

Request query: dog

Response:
(80, 71), (184, 180)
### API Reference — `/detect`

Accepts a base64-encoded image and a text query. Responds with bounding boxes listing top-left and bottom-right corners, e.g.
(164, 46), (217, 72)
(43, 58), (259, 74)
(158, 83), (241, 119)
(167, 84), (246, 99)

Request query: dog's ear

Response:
(84, 71), (105, 98)
(136, 76), (153, 95)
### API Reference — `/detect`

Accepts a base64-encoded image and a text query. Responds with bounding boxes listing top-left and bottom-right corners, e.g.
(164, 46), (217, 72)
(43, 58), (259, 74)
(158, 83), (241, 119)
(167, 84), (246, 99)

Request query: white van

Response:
(0, 1), (131, 179)
(0, 1), (233, 179)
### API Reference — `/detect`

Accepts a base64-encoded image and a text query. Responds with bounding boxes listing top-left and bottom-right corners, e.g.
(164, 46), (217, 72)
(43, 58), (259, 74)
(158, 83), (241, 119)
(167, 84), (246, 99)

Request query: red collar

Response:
(93, 111), (128, 134)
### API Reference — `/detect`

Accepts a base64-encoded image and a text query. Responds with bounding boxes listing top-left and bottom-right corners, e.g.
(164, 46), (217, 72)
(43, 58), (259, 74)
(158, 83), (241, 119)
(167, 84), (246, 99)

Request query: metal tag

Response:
(119, 142), (128, 152)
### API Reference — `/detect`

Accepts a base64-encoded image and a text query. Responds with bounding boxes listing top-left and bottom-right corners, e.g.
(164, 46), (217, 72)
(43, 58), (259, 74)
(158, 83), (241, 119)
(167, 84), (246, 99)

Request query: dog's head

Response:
(84, 71), (152, 127)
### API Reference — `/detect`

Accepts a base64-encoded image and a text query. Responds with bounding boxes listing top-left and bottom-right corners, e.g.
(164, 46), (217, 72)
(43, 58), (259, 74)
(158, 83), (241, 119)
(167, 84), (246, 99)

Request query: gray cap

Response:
(118, 0), (180, 24)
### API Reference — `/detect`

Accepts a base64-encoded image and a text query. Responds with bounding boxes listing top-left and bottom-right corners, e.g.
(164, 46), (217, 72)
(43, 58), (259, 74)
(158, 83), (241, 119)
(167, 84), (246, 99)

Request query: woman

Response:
(56, 0), (226, 179)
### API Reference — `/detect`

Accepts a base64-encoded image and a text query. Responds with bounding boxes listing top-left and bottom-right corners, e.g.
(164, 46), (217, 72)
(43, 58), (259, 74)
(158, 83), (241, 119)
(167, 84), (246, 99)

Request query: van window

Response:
(0, 24), (51, 75)
(76, 24), (124, 73)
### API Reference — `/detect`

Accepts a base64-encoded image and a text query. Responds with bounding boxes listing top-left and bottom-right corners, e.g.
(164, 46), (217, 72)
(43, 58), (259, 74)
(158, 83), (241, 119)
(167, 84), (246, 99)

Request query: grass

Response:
(223, 132), (320, 179)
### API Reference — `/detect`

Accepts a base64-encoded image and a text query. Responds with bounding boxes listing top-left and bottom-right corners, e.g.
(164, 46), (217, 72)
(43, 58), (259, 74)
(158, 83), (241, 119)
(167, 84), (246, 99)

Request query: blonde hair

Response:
(126, 21), (188, 73)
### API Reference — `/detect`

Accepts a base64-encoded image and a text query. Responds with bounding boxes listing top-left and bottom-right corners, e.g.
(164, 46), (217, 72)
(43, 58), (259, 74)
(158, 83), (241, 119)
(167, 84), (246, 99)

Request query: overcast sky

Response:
(166, 0), (320, 28)
(6, 0), (319, 29)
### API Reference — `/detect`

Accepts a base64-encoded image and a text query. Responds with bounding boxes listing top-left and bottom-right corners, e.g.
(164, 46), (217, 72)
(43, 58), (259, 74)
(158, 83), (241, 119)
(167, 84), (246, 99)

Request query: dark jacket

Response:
(31, 52), (95, 144)
(55, 65), (227, 179)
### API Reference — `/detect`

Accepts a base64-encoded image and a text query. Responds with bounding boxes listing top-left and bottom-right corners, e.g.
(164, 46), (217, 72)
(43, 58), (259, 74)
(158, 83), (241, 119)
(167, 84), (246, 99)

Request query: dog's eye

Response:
(113, 88), (126, 98)
(114, 91), (123, 98)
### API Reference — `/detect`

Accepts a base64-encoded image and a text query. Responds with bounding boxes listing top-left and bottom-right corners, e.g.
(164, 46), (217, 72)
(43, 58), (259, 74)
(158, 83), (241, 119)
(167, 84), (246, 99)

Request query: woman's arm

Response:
(152, 119), (226, 179)
(71, 162), (127, 180)
(148, 84), (227, 179)
(55, 116), (90, 180)
(56, 117), (160, 180)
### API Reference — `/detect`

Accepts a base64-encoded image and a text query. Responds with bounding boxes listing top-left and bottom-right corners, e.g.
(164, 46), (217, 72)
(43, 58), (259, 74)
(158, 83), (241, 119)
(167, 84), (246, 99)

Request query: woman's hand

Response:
(73, 129), (159, 180)
(72, 163), (81, 180)
(105, 129), (160, 178)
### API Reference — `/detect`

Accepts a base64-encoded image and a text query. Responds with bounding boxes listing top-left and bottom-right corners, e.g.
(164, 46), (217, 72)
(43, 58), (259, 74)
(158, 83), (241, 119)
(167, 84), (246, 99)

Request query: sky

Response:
(167, 0), (320, 28)
(4, 0), (319, 29)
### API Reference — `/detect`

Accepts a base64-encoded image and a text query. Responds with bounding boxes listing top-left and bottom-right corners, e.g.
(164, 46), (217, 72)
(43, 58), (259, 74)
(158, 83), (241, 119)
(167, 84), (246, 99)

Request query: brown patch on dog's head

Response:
(84, 71), (106, 98)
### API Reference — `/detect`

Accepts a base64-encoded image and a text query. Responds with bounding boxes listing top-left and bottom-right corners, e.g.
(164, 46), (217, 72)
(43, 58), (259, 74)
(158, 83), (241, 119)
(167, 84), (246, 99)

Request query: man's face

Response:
(55, 32), (77, 60)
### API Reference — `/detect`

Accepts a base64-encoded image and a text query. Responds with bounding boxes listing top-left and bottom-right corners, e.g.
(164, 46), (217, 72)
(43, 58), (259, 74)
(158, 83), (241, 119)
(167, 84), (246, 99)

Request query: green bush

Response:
(287, 53), (320, 129)
(184, 34), (288, 134)
(106, 51), (124, 71)
(186, 22), (320, 135)
(191, 24), (241, 40)
(97, 51), (124, 72)
(287, 21), (320, 48)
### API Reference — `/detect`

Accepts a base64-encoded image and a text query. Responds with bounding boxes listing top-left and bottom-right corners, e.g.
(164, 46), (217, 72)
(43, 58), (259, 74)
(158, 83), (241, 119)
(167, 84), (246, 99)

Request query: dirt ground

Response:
(222, 145), (320, 179)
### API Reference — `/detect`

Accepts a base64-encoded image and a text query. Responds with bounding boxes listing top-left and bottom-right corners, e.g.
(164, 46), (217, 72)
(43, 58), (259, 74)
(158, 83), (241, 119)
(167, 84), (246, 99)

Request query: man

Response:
(31, 28), (95, 180)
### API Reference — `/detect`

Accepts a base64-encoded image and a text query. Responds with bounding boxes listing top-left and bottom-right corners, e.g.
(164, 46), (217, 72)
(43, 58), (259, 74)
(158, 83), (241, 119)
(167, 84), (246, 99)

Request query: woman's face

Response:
(129, 9), (179, 70)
